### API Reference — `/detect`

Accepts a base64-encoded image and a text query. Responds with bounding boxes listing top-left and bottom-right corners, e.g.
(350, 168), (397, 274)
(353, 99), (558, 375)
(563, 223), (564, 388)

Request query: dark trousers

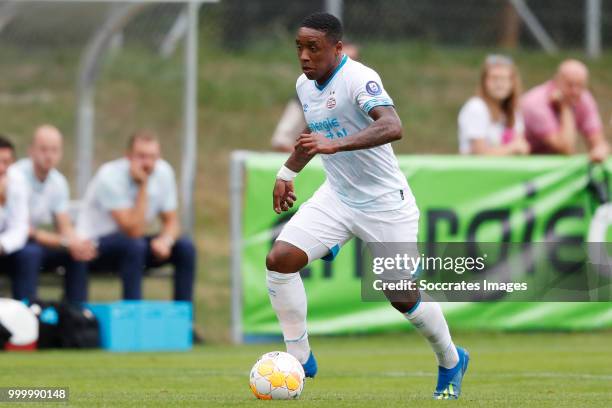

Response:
(0, 241), (88, 303)
(93, 232), (196, 301)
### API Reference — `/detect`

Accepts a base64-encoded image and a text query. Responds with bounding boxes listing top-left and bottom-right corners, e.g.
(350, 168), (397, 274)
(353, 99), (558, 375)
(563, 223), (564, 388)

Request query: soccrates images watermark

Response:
(361, 242), (612, 302)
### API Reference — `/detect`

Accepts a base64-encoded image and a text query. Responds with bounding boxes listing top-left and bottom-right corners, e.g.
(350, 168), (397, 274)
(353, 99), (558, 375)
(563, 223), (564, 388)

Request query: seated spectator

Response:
(77, 130), (195, 301)
(271, 43), (360, 152)
(14, 125), (95, 304)
(458, 54), (530, 155)
(0, 136), (31, 299)
(521, 59), (609, 162)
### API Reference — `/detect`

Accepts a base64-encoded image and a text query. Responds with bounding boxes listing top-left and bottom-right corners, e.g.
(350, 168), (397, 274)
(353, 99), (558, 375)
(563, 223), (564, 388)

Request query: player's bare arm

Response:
(287, 127), (314, 171)
(272, 139), (314, 214)
(296, 106), (402, 155)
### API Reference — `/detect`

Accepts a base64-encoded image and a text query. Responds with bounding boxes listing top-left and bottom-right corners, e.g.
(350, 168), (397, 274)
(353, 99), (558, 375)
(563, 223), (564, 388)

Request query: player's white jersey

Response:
(296, 55), (414, 211)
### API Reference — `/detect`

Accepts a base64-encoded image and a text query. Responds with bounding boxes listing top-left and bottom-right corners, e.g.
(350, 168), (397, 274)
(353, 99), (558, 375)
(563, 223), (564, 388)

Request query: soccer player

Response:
(271, 43), (360, 153)
(266, 13), (469, 399)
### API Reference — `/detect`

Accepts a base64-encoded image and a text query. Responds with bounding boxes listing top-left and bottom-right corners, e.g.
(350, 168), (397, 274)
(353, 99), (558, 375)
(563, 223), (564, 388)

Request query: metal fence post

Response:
(230, 150), (248, 344)
(509, 0), (558, 54)
(180, 0), (201, 234)
(325, 0), (343, 22)
(585, 0), (602, 59)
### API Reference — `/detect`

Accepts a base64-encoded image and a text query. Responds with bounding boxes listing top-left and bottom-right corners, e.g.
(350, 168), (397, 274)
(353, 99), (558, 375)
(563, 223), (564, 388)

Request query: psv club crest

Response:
(326, 95), (336, 110)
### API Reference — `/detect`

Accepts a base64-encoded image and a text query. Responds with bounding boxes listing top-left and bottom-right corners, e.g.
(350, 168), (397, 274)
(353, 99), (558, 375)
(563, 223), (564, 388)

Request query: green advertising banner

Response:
(238, 153), (612, 338)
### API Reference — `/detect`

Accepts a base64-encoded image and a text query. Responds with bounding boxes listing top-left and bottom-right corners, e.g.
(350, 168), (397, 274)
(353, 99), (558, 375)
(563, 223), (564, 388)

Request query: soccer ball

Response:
(249, 351), (305, 400)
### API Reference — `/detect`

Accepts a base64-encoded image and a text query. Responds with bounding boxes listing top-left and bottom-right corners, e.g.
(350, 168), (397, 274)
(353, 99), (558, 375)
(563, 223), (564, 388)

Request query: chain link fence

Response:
(216, 0), (610, 53)
(0, 0), (612, 182)
(0, 1), (188, 188)
(0, 0), (609, 177)
(1, 0), (610, 191)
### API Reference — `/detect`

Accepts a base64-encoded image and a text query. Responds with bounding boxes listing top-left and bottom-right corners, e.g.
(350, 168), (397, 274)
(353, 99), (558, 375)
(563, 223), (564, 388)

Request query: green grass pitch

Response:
(1, 331), (611, 407)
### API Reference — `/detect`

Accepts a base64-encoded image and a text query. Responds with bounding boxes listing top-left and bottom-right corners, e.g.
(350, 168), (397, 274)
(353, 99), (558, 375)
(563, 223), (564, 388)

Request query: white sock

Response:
(267, 270), (310, 364)
(404, 300), (459, 369)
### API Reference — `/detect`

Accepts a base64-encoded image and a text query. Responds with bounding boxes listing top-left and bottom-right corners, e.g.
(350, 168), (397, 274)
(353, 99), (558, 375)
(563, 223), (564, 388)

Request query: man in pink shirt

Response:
(521, 59), (609, 162)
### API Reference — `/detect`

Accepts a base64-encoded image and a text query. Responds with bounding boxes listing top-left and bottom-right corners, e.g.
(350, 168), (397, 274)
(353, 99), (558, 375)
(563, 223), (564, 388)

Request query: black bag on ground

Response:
(0, 322), (11, 348)
(28, 300), (100, 349)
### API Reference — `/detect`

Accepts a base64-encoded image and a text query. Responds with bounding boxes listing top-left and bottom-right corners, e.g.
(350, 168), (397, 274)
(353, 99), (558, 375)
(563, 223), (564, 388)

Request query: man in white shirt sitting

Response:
(77, 130), (195, 301)
(14, 125), (95, 303)
(0, 136), (31, 299)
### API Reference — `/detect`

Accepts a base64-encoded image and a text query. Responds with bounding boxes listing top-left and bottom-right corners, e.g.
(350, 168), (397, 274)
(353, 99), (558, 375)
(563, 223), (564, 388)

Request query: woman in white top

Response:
(458, 54), (530, 155)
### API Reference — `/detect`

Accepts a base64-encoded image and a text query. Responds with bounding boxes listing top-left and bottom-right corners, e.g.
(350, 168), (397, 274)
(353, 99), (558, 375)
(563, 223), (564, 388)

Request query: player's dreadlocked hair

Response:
(300, 12), (343, 43)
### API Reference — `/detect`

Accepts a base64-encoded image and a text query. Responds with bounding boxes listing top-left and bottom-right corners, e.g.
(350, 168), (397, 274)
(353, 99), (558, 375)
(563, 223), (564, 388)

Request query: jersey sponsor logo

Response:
(308, 117), (340, 132)
(366, 81), (382, 96)
(307, 117), (348, 139)
(326, 96), (336, 110)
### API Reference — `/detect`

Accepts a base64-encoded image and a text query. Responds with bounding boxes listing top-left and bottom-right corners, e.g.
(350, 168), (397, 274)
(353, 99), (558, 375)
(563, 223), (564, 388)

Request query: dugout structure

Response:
(0, 0), (218, 234)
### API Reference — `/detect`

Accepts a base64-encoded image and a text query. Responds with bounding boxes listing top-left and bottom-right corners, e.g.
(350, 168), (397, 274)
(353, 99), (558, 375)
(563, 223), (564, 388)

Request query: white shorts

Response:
(277, 182), (420, 264)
